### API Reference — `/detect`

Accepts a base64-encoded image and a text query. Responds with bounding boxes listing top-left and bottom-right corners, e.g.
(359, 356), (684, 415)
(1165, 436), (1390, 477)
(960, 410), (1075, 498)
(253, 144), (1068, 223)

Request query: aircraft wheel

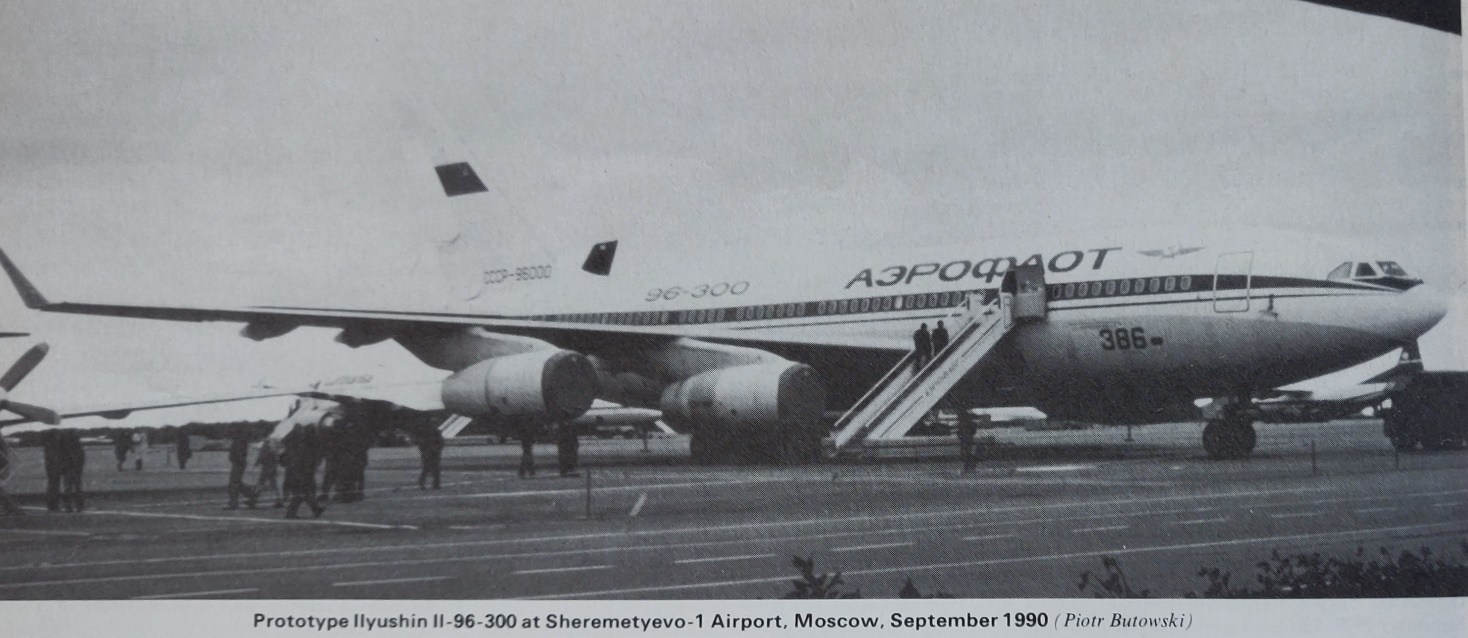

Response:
(1233, 421), (1257, 459)
(1390, 435), (1418, 452)
(1202, 419), (1255, 460)
(775, 423), (822, 465)
(689, 427), (723, 465)
(1202, 420), (1230, 460)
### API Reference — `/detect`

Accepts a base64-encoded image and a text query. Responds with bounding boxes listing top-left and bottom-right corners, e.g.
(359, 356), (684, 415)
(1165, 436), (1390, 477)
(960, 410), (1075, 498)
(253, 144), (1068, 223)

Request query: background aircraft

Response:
(1253, 341), (1424, 422)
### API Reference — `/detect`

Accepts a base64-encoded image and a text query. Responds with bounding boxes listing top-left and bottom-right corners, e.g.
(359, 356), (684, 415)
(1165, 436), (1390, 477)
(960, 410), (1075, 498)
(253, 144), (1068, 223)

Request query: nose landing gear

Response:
(1202, 396), (1258, 460)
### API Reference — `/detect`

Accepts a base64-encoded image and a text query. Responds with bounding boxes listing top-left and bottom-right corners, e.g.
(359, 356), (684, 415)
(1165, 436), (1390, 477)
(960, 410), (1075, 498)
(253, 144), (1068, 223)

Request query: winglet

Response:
(0, 247), (52, 309)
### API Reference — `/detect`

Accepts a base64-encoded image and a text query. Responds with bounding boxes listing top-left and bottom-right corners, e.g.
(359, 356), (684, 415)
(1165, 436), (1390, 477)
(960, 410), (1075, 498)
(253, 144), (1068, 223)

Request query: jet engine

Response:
(660, 362), (826, 464)
(441, 350), (598, 421)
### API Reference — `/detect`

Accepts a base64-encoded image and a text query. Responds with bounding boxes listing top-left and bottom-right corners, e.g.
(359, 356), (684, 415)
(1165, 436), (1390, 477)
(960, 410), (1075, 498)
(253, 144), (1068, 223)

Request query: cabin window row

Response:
(1048, 276), (1192, 301)
(539, 289), (983, 326)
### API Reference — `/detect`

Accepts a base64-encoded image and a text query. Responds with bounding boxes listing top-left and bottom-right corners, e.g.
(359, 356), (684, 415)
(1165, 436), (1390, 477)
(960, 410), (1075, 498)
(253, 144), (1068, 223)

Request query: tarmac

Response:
(0, 418), (1463, 599)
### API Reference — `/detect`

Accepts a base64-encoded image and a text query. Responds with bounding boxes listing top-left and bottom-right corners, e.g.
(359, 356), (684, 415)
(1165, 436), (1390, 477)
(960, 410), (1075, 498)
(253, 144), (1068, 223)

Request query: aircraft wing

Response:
(0, 247), (909, 357)
(295, 378), (447, 412)
(0, 389), (299, 431)
(0, 373), (450, 431)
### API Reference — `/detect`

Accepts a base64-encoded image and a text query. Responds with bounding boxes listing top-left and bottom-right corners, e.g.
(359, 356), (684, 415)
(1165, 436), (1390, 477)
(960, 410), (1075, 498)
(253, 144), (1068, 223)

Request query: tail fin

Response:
(1362, 341), (1423, 384)
(397, 103), (559, 302)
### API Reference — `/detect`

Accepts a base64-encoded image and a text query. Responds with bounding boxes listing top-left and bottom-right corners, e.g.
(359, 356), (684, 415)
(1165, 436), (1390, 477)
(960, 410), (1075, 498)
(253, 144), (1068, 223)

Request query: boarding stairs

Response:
(438, 414), (474, 438)
(829, 293), (1015, 456)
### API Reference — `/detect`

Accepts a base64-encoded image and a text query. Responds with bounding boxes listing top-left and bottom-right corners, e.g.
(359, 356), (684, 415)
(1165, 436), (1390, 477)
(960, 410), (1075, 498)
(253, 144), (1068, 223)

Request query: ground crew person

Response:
(112, 431), (130, 471)
(58, 429), (85, 512)
(416, 425), (444, 490)
(175, 427), (192, 470)
(224, 427), (259, 510)
(912, 323), (933, 372)
(281, 424), (326, 519)
(956, 410), (979, 474)
(42, 429), (63, 511)
(556, 421), (580, 477)
(932, 320), (950, 356)
(517, 420), (537, 479)
(255, 438), (283, 508)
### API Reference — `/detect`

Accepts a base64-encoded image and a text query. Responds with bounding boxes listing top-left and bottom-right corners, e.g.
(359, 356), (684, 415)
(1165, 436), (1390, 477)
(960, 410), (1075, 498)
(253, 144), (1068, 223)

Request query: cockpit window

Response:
(1354, 262), (1377, 278)
(1326, 262), (1352, 280)
(1377, 261), (1409, 277)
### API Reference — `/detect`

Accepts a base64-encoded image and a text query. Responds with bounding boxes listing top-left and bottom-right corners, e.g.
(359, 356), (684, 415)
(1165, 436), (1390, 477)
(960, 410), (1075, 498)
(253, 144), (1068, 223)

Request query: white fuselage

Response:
(440, 227), (1446, 423)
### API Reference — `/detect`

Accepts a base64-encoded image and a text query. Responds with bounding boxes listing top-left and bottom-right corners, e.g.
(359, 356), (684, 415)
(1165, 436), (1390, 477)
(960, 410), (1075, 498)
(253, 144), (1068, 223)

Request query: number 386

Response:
(1099, 327), (1147, 350)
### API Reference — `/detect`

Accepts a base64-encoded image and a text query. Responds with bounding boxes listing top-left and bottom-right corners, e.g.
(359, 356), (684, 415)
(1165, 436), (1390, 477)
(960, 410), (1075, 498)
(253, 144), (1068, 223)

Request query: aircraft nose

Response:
(1391, 284), (1448, 341)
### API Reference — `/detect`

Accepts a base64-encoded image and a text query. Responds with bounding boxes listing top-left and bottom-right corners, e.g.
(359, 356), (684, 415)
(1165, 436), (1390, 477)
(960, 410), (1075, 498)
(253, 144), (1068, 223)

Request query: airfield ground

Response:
(0, 419), (1463, 599)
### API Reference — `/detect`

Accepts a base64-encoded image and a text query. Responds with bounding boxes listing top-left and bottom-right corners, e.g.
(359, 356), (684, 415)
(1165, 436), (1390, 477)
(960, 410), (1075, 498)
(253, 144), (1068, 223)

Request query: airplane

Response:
(1253, 341), (1424, 423)
(0, 151), (1448, 464)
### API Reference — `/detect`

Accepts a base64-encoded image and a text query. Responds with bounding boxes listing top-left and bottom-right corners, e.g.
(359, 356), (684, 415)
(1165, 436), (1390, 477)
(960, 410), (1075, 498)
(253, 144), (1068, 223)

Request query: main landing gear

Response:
(1202, 397), (1257, 460)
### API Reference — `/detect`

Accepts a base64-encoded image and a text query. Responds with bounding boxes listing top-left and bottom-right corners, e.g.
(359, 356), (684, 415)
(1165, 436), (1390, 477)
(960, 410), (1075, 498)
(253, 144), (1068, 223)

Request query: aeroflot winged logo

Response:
(1137, 245), (1204, 259)
(845, 247), (1121, 289)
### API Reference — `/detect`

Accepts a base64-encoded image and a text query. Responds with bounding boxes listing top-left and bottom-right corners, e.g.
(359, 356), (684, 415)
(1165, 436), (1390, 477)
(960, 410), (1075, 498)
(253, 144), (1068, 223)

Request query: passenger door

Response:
(1212, 252), (1253, 313)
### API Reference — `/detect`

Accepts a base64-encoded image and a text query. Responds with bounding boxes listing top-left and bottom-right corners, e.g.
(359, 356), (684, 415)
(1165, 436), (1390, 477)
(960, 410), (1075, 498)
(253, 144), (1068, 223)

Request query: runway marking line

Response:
(514, 565), (614, 576)
(1172, 517), (1229, 526)
(521, 520), (1468, 599)
(830, 541), (912, 553)
(960, 534), (1015, 542)
(132, 588), (259, 600)
(1071, 525), (1128, 534)
(79, 508), (418, 531)
(0, 520), (1015, 590)
(0, 526), (93, 538)
(333, 576), (448, 588)
(675, 553), (776, 565)
(439, 479), (782, 501)
(7, 487), (1465, 577)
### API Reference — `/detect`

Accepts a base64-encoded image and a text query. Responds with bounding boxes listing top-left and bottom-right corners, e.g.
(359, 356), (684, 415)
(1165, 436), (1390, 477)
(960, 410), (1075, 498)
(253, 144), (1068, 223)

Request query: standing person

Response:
(0, 436), (22, 516)
(416, 425), (444, 490)
(345, 423), (371, 503)
(41, 430), (62, 511)
(58, 429), (85, 513)
(556, 421), (580, 478)
(224, 427), (258, 510)
(912, 323), (933, 372)
(516, 420), (537, 479)
(174, 428), (192, 470)
(131, 431), (146, 471)
(956, 410), (979, 474)
(281, 425), (325, 519)
(554, 422), (578, 478)
(931, 320), (950, 357)
(319, 417), (345, 502)
(111, 431), (130, 471)
(254, 439), (283, 508)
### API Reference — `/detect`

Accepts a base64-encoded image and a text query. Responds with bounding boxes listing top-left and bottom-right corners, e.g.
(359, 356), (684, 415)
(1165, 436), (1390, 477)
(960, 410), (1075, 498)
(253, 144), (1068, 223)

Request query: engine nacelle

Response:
(659, 362), (825, 431)
(441, 350), (598, 420)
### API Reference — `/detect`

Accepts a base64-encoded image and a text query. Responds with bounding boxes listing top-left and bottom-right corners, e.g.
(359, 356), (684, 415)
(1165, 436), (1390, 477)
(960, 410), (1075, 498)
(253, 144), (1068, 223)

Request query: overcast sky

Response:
(0, 1), (1462, 426)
